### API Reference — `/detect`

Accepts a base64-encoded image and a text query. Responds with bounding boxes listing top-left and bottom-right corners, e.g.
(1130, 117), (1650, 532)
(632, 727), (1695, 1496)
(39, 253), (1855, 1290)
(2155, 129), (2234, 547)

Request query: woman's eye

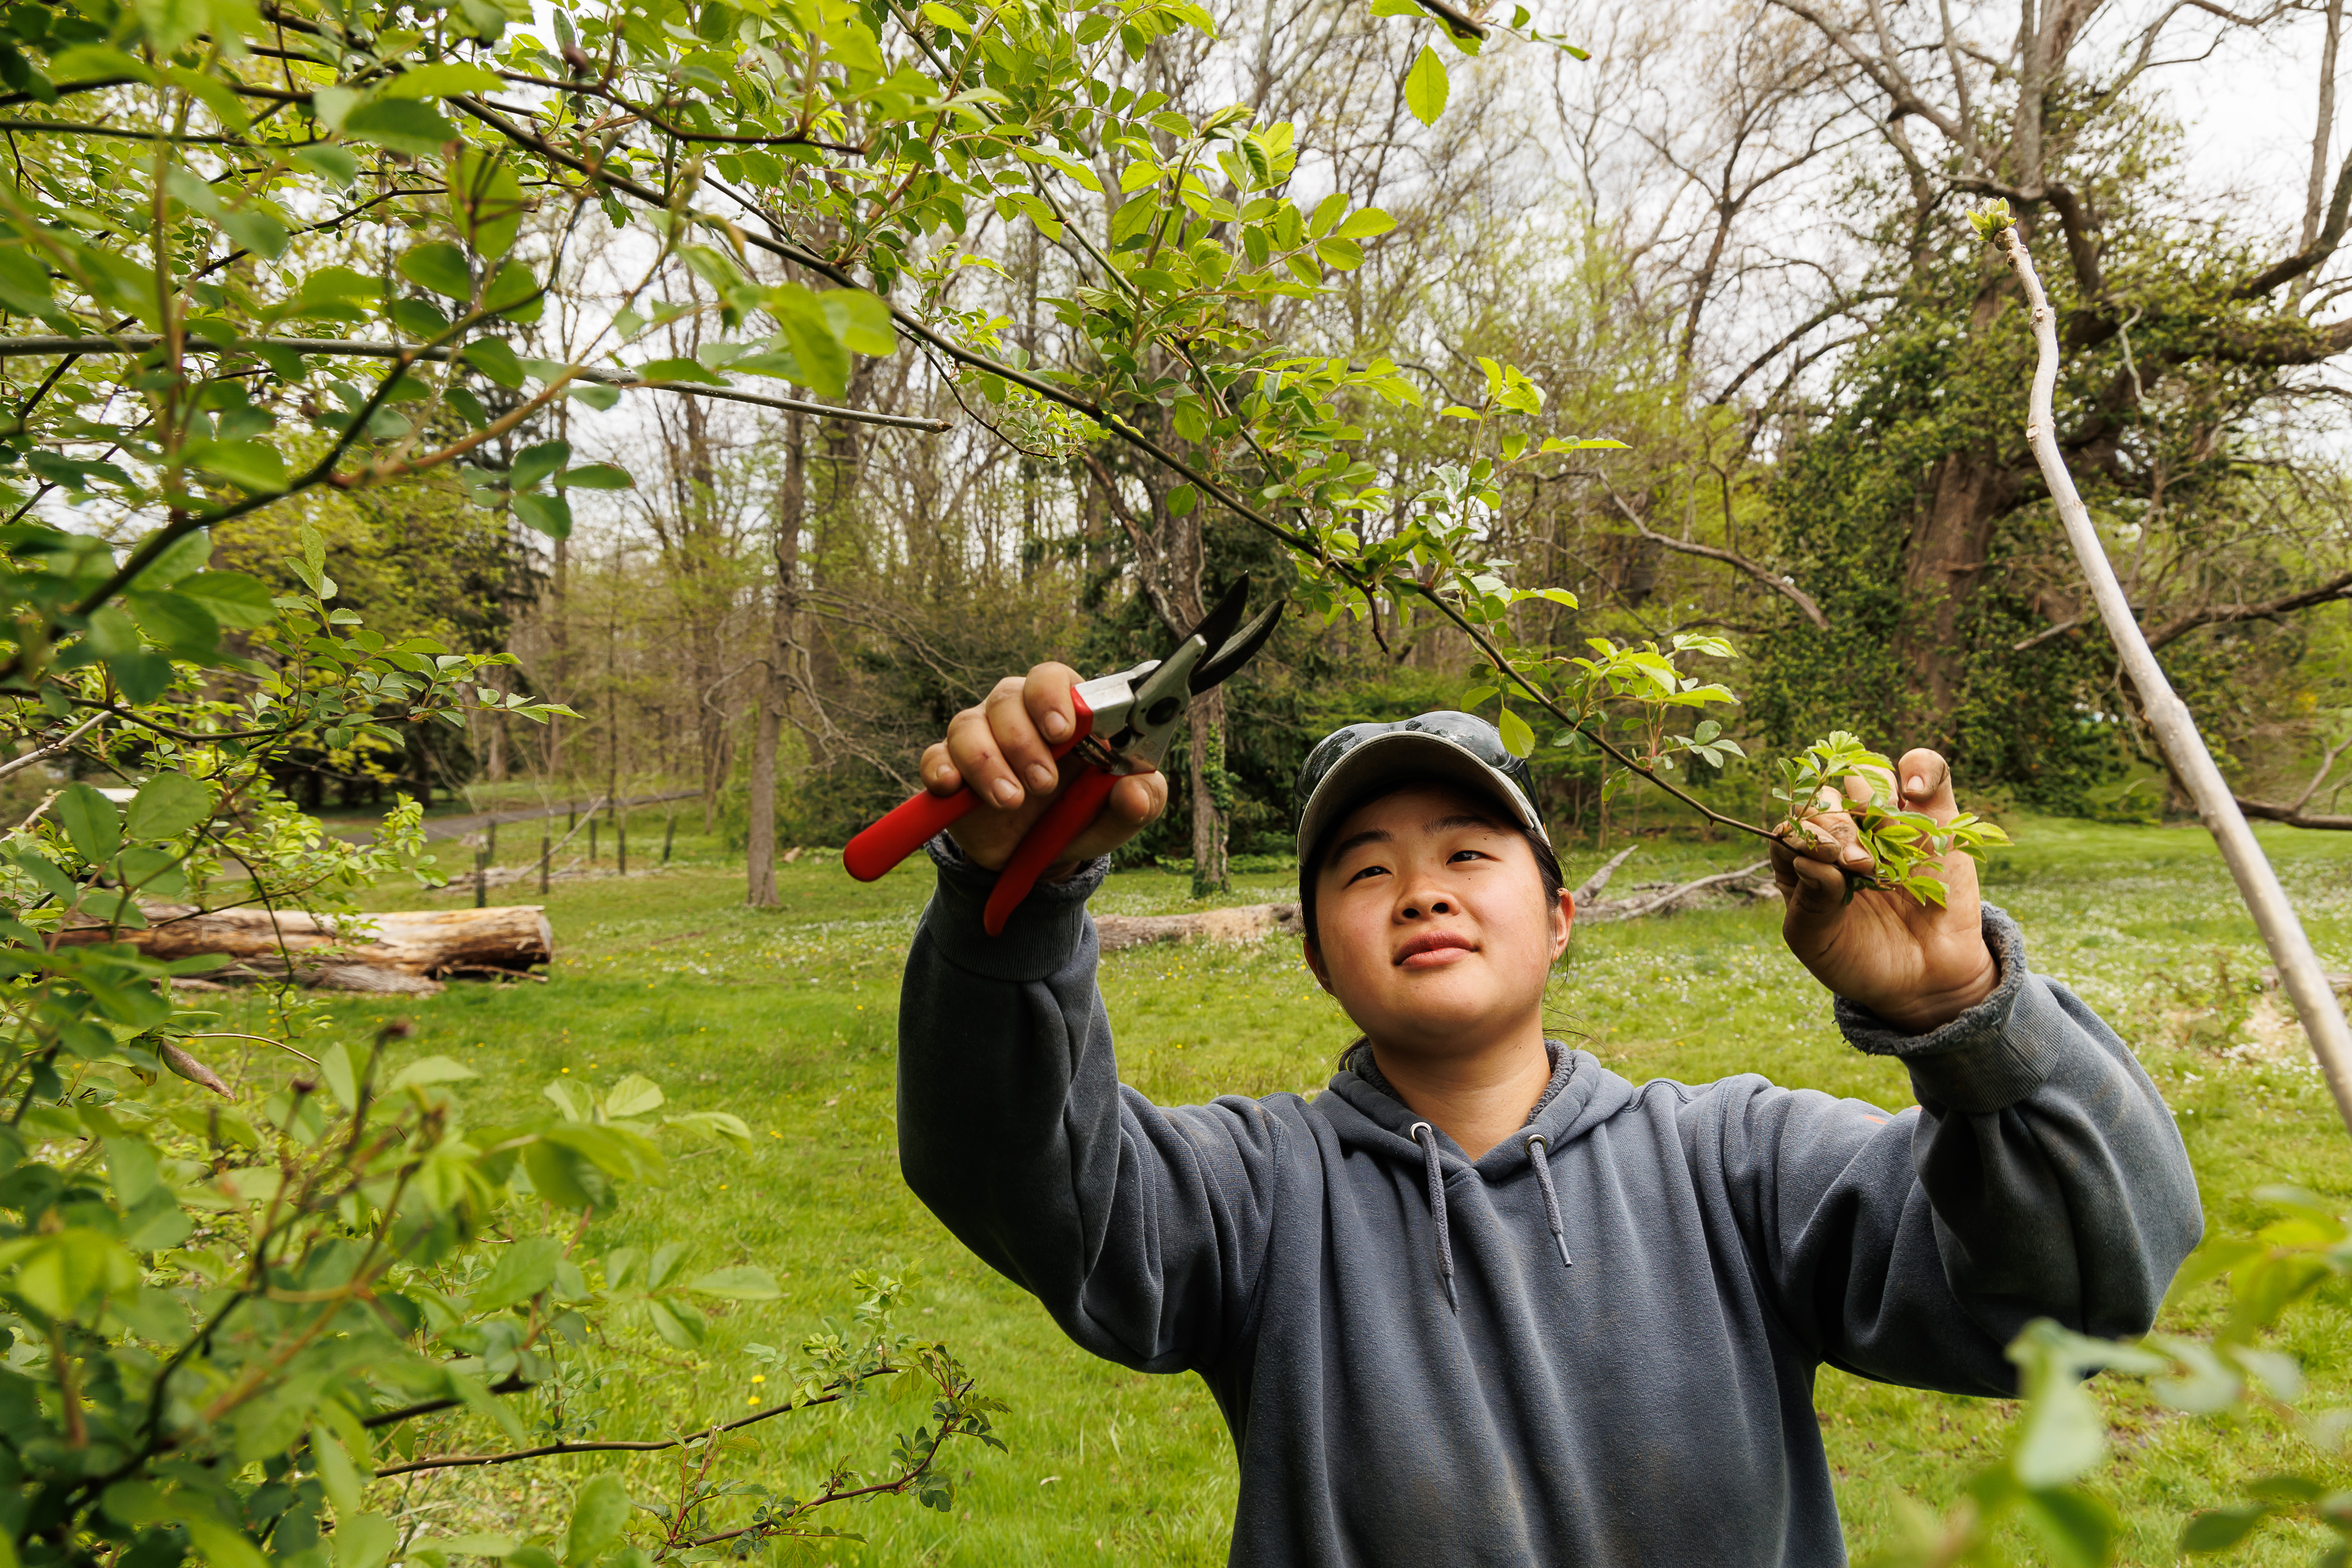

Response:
(1346, 863), (1389, 884)
(1449, 849), (1490, 864)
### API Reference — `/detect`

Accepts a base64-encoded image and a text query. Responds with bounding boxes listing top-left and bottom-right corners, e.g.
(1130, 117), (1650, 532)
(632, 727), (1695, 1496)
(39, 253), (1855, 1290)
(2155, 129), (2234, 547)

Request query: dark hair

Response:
(1297, 774), (1566, 951)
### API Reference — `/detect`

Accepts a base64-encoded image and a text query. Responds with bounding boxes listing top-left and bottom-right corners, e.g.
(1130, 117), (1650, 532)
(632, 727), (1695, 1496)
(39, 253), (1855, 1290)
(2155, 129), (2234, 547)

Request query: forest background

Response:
(179, 0), (2352, 879)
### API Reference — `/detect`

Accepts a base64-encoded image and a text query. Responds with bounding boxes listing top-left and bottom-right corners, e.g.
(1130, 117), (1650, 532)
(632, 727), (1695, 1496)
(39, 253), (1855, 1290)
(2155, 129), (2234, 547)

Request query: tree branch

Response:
(1603, 487), (1830, 629)
(2238, 141), (2352, 297)
(371, 1368), (894, 1475)
(2142, 569), (2352, 650)
(0, 337), (946, 431)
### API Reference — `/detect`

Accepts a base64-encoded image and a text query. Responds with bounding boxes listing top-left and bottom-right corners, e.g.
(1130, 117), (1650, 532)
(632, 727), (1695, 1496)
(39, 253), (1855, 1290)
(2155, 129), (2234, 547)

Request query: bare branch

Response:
(1603, 487), (1830, 629)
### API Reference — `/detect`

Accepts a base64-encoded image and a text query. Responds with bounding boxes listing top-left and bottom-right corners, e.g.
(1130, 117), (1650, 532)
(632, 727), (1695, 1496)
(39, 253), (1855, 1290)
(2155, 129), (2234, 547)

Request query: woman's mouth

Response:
(1394, 932), (1475, 969)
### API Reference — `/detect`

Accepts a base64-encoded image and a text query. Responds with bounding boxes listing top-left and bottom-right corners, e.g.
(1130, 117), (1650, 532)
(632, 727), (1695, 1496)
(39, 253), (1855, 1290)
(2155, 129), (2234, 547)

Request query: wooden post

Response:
(590, 820), (598, 863)
(474, 849), (487, 908)
(486, 818), (498, 861)
(662, 813), (676, 864)
(618, 816), (628, 875)
(1997, 216), (2352, 1138)
(539, 832), (550, 895)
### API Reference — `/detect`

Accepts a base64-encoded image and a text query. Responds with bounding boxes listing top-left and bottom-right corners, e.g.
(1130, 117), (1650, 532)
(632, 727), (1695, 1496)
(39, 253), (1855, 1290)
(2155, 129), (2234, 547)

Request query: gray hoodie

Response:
(896, 845), (2202, 1566)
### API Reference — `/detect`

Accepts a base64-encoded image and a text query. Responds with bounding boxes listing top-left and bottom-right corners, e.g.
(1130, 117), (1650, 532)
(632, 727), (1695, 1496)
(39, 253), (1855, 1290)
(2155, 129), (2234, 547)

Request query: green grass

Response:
(215, 813), (2352, 1563)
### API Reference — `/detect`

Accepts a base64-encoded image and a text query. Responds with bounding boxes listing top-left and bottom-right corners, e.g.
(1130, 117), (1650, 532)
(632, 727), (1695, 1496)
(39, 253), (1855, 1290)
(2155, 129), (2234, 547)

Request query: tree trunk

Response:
(1189, 685), (1229, 896)
(747, 411), (807, 908)
(1892, 276), (2025, 738)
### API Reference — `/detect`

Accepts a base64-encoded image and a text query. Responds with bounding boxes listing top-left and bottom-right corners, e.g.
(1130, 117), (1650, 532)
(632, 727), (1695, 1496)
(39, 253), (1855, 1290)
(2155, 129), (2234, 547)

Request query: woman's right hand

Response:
(930, 662), (1169, 874)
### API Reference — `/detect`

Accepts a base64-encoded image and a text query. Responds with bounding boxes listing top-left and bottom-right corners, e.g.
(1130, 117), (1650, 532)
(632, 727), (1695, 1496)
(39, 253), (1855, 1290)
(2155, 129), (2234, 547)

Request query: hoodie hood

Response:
(1315, 1041), (1641, 1307)
(1318, 1040), (1634, 1177)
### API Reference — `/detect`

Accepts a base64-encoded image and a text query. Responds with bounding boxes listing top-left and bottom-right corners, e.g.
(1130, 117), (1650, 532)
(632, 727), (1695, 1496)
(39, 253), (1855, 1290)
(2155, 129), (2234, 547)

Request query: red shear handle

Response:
(842, 690), (1095, 883)
(843, 788), (977, 882)
(984, 765), (1122, 935)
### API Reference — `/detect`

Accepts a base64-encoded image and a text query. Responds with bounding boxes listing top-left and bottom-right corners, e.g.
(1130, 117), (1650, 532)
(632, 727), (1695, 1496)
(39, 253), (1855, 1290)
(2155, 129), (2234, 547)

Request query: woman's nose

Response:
(1401, 897), (1454, 919)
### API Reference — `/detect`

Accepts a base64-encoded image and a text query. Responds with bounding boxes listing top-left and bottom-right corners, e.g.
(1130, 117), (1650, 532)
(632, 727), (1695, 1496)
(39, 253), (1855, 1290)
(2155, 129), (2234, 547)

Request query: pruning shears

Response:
(843, 575), (1282, 935)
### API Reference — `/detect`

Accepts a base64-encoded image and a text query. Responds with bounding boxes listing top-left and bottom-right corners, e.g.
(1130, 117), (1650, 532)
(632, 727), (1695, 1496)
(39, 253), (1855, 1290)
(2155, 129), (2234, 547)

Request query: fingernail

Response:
(991, 778), (1020, 806)
(1841, 844), (1870, 864)
(1906, 775), (1926, 796)
(1027, 763), (1057, 792)
(1042, 711), (1070, 741)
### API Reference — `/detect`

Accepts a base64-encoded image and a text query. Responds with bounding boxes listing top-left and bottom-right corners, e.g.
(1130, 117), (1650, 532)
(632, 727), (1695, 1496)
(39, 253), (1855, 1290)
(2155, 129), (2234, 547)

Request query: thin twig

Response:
(0, 709), (106, 782)
(372, 1370), (894, 1476)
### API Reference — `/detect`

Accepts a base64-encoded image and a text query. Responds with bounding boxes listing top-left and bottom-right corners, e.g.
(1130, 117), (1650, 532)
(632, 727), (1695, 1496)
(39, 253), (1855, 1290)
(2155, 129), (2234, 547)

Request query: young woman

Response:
(895, 663), (2200, 1567)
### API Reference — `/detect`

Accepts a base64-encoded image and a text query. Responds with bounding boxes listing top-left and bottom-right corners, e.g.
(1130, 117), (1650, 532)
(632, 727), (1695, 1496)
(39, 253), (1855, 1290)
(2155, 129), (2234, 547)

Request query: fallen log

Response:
(1095, 903), (1304, 953)
(1578, 861), (1774, 923)
(1570, 845), (1642, 906)
(53, 904), (552, 996)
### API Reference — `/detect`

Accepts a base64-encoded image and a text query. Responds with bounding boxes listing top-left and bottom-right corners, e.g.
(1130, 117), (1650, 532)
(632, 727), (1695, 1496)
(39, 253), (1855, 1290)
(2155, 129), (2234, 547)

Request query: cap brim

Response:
(1296, 730), (1548, 867)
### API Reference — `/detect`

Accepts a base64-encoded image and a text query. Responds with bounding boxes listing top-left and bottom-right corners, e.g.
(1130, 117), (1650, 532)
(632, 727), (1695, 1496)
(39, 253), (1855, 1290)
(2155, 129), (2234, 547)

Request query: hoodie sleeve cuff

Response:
(918, 832), (1111, 983)
(1833, 905), (2059, 1114)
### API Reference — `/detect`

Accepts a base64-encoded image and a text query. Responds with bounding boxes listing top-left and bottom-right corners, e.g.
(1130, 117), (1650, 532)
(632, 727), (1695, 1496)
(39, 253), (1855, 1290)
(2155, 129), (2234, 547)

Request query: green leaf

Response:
(1332, 207), (1397, 240)
(629, 356), (727, 386)
(125, 773), (209, 840)
(1497, 708), (1534, 758)
(312, 1425), (366, 1518)
(764, 284), (850, 398)
(388, 1055), (478, 1090)
(333, 1513), (398, 1568)
(2181, 1504), (2269, 1554)
(219, 206), (290, 261)
(642, 1295), (705, 1348)
(2018, 1487), (2118, 1568)
(178, 571), (277, 629)
(292, 145), (361, 187)
(520, 1137), (604, 1209)
(342, 98), (459, 157)
(319, 1040), (359, 1111)
(185, 440), (287, 492)
(919, 1), (970, 29)
(557, 463), (633, 491)
(686, 1265), (780, 1300)
(511, 487), (569, 537)
(0, 246), (55, 316)
(482, 261), (542, 319)
(562, 1478), (632, 1568)
(383, 62), (503, 98)
(47, 44), (154, 83)
(54, 782), (120, 863)
(134, 0), (203, 58)
(510, 440), (571, 490)
(398, 243), (474, 302)
(821, 288), (897, 356)
(462, 337), (525, 389)
(1314, 237), (1364, 271)
(105, 1137), (158, 1206)
(471, 1235), (562, 1311)
(1404, 47), (1449, 125)
(124, 590), (218, 656)
(449, 146), (527, 261)
(603, 1074), (664, 1117)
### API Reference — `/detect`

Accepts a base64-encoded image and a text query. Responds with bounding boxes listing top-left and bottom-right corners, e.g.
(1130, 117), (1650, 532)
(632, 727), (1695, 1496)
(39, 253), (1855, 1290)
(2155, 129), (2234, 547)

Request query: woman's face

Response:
(1305, 783), (1571, 1057)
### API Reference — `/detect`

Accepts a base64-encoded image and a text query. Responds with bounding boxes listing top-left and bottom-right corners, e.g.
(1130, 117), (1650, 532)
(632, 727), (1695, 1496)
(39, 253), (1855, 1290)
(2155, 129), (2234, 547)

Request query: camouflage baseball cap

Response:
(1295, 711), (1548, 866)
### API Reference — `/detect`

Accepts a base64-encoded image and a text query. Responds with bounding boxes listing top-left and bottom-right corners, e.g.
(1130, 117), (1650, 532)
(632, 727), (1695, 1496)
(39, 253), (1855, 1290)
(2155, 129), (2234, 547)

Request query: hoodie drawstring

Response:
(1525, 1133), (1573, 1269)
(1408, 1122), (1458, 1311)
